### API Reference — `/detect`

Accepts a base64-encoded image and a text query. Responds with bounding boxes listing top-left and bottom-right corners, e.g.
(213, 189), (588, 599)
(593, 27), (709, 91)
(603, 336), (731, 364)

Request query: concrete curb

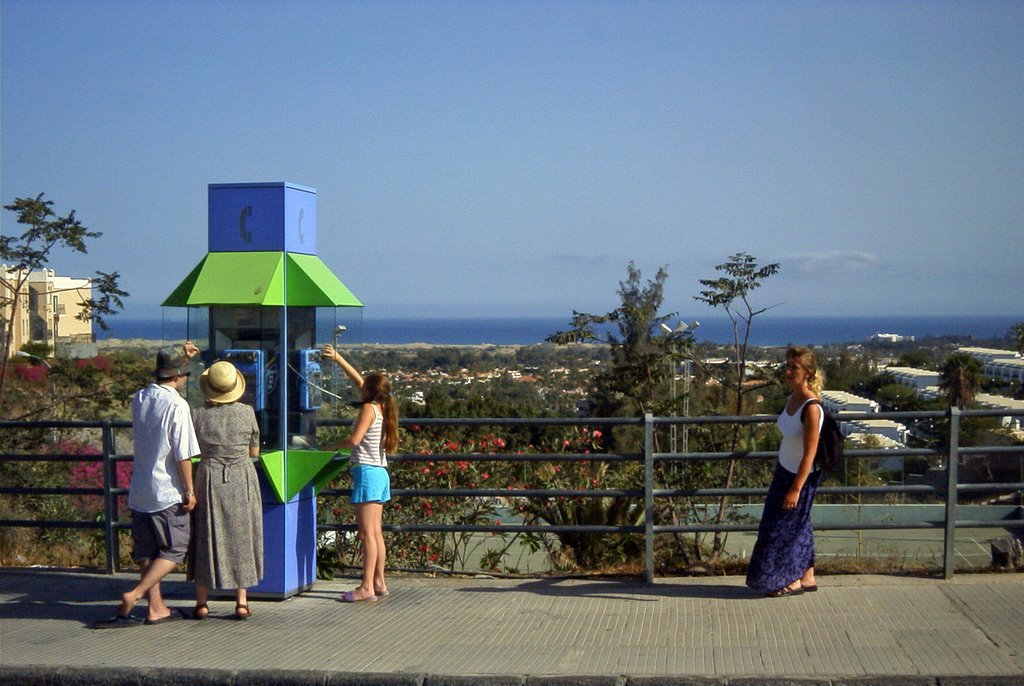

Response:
(2, 668), (1023, 686)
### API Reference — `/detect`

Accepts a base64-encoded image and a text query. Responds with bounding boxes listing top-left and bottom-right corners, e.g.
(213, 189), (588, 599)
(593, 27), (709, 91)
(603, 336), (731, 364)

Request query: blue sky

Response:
(2, 0), (1022, 322)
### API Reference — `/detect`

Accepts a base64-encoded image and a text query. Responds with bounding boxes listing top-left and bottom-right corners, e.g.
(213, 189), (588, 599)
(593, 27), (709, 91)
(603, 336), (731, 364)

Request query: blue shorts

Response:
(350, 465), (391, 504)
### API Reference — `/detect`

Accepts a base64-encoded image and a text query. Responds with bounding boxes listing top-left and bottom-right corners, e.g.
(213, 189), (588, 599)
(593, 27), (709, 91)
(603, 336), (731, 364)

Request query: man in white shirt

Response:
(95, 343), (201, 628)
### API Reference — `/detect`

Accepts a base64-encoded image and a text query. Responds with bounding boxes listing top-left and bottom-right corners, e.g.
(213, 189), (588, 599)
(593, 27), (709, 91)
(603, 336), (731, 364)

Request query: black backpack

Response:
(801, 399), (844, 472)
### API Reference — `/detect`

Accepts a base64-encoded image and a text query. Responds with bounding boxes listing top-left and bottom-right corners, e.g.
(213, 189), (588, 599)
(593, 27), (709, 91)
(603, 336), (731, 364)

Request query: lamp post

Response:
(660, 321), (699, 454)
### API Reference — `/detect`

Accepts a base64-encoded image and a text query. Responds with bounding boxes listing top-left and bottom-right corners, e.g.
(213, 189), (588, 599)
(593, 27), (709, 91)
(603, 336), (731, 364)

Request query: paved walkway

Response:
(1, 569), (1022, 685)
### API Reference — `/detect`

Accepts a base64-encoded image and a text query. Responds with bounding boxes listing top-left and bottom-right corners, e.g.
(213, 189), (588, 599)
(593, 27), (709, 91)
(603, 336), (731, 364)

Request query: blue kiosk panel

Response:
(208, 182), (317, 255)
(251, 470), (317, 599)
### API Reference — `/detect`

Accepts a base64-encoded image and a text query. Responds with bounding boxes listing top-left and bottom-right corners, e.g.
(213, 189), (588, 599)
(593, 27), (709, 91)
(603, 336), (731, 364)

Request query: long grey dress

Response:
(189, 402), (264, 589)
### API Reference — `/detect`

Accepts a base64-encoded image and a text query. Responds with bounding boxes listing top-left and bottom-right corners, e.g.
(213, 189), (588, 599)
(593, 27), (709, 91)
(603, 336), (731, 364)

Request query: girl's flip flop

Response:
(339, 590), (377, 603)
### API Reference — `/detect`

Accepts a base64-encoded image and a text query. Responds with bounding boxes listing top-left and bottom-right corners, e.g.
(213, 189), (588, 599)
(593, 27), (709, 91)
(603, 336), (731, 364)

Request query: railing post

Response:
(101, 419), (116, 574)
(644, 413), (655, 584)
(943, 406), (960, 580)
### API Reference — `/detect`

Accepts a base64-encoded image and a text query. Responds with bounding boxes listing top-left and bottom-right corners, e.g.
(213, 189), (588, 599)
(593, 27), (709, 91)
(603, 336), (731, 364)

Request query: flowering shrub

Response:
(511, 426), (645, 570)
(66, 439), (132, 516)
(317, 423), (645, 576)
(318, 428), (520, 575)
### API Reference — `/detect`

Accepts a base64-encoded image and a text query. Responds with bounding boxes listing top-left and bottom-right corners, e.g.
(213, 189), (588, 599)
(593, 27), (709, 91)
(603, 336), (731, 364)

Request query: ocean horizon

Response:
(97, 314), (1022, 348)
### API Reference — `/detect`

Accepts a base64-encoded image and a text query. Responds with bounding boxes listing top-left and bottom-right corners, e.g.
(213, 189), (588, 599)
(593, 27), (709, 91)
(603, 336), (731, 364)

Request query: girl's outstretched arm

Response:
(322, 344), (364, 388)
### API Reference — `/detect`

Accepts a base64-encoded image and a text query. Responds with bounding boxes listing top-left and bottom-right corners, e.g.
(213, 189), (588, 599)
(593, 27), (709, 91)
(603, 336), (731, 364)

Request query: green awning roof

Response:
(162, 251), (363, 307)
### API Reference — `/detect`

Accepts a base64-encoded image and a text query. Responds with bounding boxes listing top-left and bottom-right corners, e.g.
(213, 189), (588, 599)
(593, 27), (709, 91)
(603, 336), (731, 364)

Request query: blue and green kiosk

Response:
(163, 181), (360, 598)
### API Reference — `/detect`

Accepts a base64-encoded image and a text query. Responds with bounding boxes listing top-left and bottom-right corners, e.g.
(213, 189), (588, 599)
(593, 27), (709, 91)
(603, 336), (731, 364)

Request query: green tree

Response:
(693, 252), (780, 557)
(548, 262), (691, 437)
(895, 349), (933, 369)
(544, 263), (691, 568)
(1, 194), (128, 412)
(1008, 322), (1024, 355)
(938, 352), (983, 410)
(822, 351), (877, 392)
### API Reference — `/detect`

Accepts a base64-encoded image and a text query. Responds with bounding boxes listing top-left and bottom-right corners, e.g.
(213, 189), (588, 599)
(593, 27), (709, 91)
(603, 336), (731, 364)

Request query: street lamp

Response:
(660, 321), (700, 454)
(16, 350), (52, 370)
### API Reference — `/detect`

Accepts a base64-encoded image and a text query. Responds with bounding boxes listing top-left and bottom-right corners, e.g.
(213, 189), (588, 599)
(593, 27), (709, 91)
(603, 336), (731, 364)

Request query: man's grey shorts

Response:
(131, 505), (190, 563)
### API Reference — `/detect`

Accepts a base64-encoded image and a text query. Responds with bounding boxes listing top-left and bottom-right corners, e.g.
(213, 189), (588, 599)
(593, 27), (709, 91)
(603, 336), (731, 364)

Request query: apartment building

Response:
(957, 346), (1024, 384)
(822, 389), (909, 445)
(1, 266), (93, 353)
(974, 393), (1024, 431)
(959, 346), (1020, 365)
(885, 366), (940, 391)
(821, 390), (880, 415)
(0, 265), (32, 353)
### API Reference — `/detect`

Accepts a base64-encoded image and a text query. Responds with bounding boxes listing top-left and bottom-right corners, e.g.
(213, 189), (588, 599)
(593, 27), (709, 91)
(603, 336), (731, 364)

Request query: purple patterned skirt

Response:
(745, 461), (821, 592)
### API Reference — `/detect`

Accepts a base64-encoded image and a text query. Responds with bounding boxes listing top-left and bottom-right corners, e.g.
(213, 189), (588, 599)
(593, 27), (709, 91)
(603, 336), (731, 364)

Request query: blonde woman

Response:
(746, 346), (824, 597)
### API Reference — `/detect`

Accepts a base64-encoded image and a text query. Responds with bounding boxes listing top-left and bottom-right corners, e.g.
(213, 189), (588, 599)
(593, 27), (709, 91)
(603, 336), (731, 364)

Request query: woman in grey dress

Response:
(189, 360), (263, 620)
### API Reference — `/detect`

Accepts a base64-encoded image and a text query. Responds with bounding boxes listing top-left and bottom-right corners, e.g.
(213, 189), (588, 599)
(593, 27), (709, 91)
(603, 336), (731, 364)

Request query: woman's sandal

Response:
(193, 603), (209, 620)
(766, 584), (804, 598)
(234, 603), (253, 620)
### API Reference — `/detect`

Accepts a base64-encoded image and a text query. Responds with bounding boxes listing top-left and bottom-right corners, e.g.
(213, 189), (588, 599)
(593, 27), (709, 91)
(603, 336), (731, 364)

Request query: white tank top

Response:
(350, 403), (387, 468)
(777, 397), (823, 474)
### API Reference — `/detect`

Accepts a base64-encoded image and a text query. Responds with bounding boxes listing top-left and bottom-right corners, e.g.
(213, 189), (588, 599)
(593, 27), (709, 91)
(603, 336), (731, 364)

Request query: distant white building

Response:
(885, 366), (939, 391)
(868, 332), (915, 343)
(821, 389), (909, 448)
(974, 393), (1024, 430)
(959, 346), (1019, 365)
(984, 358), (1024, 384)
(844, 418), (911, 444)
(956, 346), (1024, 384)
(821, 390), (880, 415)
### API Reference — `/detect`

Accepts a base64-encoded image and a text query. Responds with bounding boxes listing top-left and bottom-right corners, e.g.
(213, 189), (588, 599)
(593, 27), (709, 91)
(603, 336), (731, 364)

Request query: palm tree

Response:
(938, 352), (983, 410)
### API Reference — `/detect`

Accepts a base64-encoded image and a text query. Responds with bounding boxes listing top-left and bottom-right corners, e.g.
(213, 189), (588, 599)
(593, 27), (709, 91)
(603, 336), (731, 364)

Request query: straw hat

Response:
(199, 360), (246, 405)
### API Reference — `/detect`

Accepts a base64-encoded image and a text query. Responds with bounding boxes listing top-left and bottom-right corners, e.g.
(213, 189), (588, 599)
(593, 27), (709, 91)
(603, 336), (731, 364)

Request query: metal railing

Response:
(2, 408), (1023, 581)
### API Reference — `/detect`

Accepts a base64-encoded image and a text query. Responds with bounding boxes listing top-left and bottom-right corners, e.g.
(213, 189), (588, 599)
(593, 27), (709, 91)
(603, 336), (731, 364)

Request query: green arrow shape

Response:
(259, 449), (349, 503)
